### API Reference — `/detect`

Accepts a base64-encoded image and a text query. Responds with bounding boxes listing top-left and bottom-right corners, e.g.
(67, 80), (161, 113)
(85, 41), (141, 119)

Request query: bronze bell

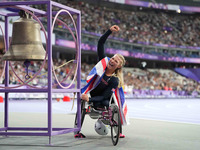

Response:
(2, 10), (46, 61)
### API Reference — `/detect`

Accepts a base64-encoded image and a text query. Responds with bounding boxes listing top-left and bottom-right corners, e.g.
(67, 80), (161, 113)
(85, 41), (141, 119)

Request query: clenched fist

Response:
(110, 25), (120, 32)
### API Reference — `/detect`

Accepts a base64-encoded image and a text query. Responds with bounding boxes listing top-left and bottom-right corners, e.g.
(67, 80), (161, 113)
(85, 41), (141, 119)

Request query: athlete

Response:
(75, 25), (126, 138)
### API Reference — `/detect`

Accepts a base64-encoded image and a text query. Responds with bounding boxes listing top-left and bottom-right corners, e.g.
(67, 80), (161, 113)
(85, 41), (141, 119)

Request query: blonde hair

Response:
(113, 54), (126, 88)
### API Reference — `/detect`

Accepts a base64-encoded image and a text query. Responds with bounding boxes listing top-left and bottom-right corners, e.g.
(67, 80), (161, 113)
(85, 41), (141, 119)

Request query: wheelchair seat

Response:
(74, 93), (121, 145)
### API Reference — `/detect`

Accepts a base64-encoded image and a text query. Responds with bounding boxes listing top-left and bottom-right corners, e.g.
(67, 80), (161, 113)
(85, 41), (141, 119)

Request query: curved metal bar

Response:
(0, 25), (6, 84)
(52, 18), (78, 88)
(51, 9), (79, 89)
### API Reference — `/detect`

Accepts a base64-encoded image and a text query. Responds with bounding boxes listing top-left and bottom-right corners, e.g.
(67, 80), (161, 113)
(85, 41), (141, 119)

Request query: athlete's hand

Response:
(81, 94), (89, 102)
(110, 25), (120, 32)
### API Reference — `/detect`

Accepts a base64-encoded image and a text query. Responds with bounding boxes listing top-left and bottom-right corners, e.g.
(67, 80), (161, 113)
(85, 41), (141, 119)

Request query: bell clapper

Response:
(24, 60), (31, 80)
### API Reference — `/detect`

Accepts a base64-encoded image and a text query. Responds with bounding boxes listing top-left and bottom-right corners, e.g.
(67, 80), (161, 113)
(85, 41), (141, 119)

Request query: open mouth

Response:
(109, 62), (114, 67)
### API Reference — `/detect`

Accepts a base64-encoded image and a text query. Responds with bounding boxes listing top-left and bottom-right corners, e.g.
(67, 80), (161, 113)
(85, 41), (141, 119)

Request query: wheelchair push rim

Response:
(110, 104), (120, 146)
(74, 100), (86, 134)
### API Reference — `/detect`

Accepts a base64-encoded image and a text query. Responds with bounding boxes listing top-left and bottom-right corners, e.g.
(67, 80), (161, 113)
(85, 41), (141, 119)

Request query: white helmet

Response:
(94, 119), (109, 135)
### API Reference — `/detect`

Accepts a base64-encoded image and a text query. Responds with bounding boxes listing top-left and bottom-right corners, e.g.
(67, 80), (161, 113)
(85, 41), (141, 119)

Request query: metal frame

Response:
(0, 0), (81, 144)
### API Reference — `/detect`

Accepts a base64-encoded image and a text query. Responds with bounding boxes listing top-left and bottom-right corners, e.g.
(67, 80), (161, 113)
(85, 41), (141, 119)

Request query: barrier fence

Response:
(0, 84), (198, 100)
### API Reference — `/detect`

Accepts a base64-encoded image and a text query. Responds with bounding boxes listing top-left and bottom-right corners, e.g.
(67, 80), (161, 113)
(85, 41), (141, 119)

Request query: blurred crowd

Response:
(0, 59), (199, 96)
(2, 0), (200, 48)
(1, 0), (200, 58)
(122, 68), (200, 96)
(0, 1), (200, 97)
(54, 0), (200, 48)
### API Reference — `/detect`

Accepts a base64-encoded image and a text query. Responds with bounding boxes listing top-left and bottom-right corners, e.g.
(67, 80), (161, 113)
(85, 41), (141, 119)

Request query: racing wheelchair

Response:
(74, 93), (121, 146)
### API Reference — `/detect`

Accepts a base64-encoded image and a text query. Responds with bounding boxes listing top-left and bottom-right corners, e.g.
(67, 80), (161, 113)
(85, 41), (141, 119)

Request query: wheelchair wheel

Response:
(110, 104), (120, 146)
(74, 100), (86, 134)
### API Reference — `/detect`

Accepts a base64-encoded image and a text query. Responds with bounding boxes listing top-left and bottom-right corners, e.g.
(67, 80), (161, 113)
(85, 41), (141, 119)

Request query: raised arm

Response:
(97, 25), (120, 60)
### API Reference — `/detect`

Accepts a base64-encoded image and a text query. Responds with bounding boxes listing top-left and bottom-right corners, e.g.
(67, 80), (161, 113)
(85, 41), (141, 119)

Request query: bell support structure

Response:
(0, 0), (82, 145)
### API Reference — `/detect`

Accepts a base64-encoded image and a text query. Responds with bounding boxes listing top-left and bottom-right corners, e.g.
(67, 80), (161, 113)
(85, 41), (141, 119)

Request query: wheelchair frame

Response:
(74, 93), (121, 146)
